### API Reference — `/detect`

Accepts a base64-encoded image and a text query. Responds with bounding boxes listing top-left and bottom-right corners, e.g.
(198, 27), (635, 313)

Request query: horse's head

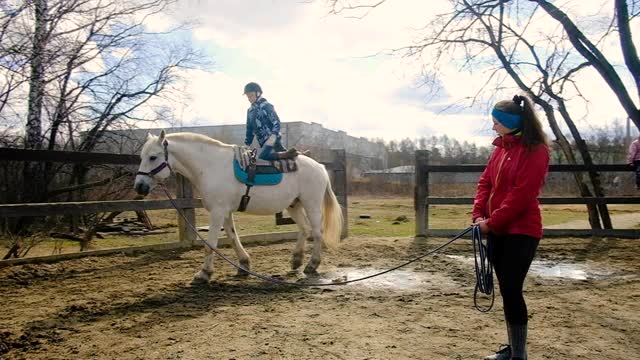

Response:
(134, 130), (170, 196)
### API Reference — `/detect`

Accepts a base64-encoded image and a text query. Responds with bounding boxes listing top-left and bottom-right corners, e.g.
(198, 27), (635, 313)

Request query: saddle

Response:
(233, 146), (298, 186)
(233, 146), (299, 211)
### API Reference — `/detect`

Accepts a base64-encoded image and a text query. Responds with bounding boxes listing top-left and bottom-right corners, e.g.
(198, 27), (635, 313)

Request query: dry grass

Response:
(2, 196), (638, 258)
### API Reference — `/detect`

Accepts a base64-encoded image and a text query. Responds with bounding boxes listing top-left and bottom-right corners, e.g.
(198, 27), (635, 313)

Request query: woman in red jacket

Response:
(473, 95), (549, 360)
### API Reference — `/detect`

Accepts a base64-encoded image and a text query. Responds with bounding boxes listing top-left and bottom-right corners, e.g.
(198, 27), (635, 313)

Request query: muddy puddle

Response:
(446, 255), (614, 280)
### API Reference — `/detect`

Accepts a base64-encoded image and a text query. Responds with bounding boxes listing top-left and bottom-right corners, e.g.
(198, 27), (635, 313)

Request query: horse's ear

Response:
(158, 129), (166, 143)
(146, 132), (154, 141)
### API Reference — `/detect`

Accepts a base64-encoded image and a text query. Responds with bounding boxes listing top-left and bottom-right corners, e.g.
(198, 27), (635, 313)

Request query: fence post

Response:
(331, 149), (349, 239)
(414, 150), (429, 238)
(176, 174), (197, 245)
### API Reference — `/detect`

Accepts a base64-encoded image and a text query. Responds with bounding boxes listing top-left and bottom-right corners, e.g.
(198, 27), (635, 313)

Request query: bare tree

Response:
(2, 0), (201, 188)
(0, 0), (205, 245)
(325, 0), (640, 229)
(426, 0), (614, 228)
(0, 2), (32, 127)
(327, 0), (639, 130)
(22, 0), (48, 205)
(532, 0), (640, 129)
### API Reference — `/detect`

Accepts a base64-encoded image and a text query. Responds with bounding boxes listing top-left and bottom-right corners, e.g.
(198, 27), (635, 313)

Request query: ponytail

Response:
(494, 94), (548, 150)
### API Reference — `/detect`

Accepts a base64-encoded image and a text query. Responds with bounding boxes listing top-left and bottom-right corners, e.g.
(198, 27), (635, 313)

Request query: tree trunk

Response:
(2, 241), (21, 260)
(24, 0), (47, 154)
(71, 164), (99, 251)
(490, 33), (606, 229)
(18, 0), (49, 235)
(534, 0), (640, 130)
(80, 225), (97, 252)
(615, 0), (640, 100)
(554, 99), (612, 228)
(537, 100), (603, 229)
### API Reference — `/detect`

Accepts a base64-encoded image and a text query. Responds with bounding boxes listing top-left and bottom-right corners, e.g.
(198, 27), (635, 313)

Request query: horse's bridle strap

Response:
(136, 140), (170, 178)
(136, 161), (168, 177)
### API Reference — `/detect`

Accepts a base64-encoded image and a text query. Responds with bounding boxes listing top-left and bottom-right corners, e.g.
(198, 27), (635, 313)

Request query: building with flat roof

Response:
(102, 121), (388, 176)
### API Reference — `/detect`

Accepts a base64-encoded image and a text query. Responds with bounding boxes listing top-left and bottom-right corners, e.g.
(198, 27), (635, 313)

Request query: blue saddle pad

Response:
(233, 160), (283, 186)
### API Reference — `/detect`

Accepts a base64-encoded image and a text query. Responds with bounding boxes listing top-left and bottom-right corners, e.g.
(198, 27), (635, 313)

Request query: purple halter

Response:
(136, 140), (170, 178)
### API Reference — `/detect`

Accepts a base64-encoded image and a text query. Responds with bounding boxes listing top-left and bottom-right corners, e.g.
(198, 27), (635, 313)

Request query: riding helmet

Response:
(243, 82), (262, 94)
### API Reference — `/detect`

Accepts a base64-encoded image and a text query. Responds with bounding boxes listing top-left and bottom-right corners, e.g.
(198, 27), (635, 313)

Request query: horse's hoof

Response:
(235, 269), (250, 278)
(291, 257), (303, 270)
(190, 277), (208, 286)
(303, 264), (319, 275)
(191, 270), (210, 285)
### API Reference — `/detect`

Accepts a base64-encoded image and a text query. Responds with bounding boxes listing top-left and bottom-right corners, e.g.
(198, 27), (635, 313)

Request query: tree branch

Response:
(615, 0), (640, 99)
(531, 0), (639, 129)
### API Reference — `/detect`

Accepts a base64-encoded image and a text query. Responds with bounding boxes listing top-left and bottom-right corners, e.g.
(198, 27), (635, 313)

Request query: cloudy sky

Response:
(147, 0), (637, 145)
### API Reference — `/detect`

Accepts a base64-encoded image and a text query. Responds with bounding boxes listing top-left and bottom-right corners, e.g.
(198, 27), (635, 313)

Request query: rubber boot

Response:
(277, 148), (299, 159)
(509, 323), (527, 360)
(484, 322), (511, 360)
(483, 345), (511, 360)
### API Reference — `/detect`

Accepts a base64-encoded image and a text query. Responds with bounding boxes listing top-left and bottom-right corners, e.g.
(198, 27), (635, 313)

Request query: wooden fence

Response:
(0, 147), (348, 265)
(414, 150), (640, 238)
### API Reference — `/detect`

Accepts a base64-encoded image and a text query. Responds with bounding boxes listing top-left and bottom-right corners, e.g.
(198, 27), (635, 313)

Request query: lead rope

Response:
(472, 224), (495, 312)
(160, 183), (493, 311)
(161, 183), (480, 286)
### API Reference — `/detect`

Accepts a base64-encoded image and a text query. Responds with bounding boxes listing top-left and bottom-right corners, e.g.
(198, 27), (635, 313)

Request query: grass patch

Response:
(2, 196), (639, 257)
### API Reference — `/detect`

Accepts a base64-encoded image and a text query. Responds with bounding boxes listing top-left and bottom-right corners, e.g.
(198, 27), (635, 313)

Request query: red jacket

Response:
(472, 135), (549, 238)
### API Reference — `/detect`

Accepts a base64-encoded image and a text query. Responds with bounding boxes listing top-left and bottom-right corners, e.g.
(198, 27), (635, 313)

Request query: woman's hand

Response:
(472, 217), (490, 234)
(477, 220), (490, 234)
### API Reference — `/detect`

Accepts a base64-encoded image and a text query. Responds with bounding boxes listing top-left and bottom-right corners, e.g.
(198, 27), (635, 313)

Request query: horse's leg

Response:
(287, 202), (312, 270)
(192, 213), (224, 284)
(303, 206), (324, 274)
(223, 213), (251, 277)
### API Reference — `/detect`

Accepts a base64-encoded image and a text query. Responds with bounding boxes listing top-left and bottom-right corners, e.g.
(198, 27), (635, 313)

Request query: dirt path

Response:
(0, 236), (638, 359)
(546, 212), (640, 229)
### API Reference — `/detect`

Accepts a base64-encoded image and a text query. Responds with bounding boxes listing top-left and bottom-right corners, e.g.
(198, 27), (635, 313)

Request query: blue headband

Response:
(492, 108), (522, 130)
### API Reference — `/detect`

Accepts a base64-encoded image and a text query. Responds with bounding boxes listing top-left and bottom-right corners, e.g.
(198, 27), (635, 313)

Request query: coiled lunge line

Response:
(472, 224), (495, 312)
(162, 183), (494, 311)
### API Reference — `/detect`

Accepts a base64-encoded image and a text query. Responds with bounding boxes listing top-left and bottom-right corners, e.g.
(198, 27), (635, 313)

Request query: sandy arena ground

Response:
(1, 235), (638, 359)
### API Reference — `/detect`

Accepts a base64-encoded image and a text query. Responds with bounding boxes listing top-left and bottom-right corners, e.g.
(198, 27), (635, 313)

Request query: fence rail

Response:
(0, 147), (348, 264)
(0, 199), (201, 217)
(0, 147), (140, 164)
(414, 150), (640, 239)
(426, 197), (640, 205)
(422, 163), (632, 172)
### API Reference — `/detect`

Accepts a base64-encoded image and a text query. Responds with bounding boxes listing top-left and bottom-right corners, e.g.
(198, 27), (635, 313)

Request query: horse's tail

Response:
(322, 177), (344, 249)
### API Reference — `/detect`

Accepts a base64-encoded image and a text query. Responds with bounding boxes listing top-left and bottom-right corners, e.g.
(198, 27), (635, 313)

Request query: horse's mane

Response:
(167, 132), (234, 149)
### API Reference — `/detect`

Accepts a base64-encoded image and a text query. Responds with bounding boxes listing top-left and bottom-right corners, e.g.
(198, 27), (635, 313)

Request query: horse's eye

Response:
(150, 156), (157, 161)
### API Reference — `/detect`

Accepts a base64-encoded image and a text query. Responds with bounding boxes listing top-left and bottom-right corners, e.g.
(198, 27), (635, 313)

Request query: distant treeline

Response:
(372, 122), (635, 168)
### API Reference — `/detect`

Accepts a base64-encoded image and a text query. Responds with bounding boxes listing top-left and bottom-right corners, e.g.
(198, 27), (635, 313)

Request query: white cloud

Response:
(142, 11), (176, 33)
(161, 0), (635, 146)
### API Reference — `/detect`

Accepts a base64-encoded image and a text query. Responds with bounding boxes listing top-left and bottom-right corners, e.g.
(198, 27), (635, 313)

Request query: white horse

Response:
(134, 130), (343, 283)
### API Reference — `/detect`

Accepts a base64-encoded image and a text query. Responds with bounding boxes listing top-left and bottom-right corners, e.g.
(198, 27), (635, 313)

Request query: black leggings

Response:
(634, 160), (640, 187)
(488, 233), (540, 325)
